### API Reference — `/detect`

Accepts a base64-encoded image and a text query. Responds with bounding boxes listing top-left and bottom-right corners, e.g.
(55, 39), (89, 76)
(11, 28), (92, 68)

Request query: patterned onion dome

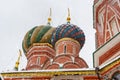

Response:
(51, 23), (85, 49)
(22, 25), (56, 53)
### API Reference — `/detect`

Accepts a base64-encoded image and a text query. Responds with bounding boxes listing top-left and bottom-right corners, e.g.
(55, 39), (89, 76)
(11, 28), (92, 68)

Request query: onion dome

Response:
(22, 9), (56, 53)
(22, 25), (55, 53)
(51, 9), (85, 49)
(51, 24), (85, 48)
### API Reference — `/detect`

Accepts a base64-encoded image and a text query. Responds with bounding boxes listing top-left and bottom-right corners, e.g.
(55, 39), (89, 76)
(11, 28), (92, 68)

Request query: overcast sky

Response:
(0, 0), (95, 72)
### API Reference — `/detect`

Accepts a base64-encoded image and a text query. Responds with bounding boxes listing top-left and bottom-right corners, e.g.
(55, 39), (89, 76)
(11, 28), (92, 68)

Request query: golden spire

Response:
(14, 49), (22, 71)
(47, 8), (52, 25)
(67, 8), (71, 23)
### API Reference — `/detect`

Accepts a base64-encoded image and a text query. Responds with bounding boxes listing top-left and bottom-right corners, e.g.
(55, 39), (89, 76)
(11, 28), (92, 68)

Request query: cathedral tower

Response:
(93, 0), (120, 79)
(22, 25), (56, 70)
(22, 9), (88, 70)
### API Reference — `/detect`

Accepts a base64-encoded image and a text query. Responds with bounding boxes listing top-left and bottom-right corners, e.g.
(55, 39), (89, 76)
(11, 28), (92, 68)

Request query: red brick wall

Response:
(26, 44), (55, 70)
(94, 0), (120, 48)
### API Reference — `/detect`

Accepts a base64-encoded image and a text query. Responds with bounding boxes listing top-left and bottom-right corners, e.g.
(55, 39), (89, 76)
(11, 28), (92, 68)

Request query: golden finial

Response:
(67, 8), (71, 23)
(47, 8), (52, 25)
(14, 49), (22, 71)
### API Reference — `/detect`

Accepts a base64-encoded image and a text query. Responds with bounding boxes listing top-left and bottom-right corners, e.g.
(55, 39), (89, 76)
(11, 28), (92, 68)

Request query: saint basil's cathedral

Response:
(0, 0), (120, 80)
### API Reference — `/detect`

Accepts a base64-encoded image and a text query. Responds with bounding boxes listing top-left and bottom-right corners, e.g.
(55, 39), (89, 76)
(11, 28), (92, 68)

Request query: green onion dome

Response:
(22, 25), (56, 54)
(51, 23), (85, 49)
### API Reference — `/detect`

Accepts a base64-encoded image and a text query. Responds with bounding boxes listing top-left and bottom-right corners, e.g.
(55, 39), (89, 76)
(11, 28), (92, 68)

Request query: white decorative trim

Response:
(93, 0), (104, 28)
(1, 68), (95, 73)
(27, 45), (55, 55)
(27, 46), (55, 59)
(28, 54), (50, 62)
(108, 16), (119, 36)
(94, 33), (120, 67)
(99, 54), (120, 69)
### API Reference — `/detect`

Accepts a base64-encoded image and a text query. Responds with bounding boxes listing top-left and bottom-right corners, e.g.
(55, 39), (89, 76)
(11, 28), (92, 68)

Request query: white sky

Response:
(0, 0), (95, 72)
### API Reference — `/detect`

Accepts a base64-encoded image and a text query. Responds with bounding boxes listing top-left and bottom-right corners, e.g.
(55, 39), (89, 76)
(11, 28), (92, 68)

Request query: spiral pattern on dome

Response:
(51, 23), (85, 48)
(22, 25), (56, 53)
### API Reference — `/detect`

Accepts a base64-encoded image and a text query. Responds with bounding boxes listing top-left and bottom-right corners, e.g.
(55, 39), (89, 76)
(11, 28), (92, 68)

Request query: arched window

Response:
(36, 57), (40, 64)
(64, 45), (67, 53)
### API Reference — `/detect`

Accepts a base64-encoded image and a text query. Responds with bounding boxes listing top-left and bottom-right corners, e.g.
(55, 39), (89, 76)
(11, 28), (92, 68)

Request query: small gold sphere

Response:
(48, 17), (51, 22)
(67, 17), (71, 22)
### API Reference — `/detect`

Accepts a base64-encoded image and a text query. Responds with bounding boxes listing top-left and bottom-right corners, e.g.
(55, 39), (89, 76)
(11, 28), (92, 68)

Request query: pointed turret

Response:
(14, 49), (22, 71)
(47, 8), (52, 25)
(67, 8), (71, 23)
